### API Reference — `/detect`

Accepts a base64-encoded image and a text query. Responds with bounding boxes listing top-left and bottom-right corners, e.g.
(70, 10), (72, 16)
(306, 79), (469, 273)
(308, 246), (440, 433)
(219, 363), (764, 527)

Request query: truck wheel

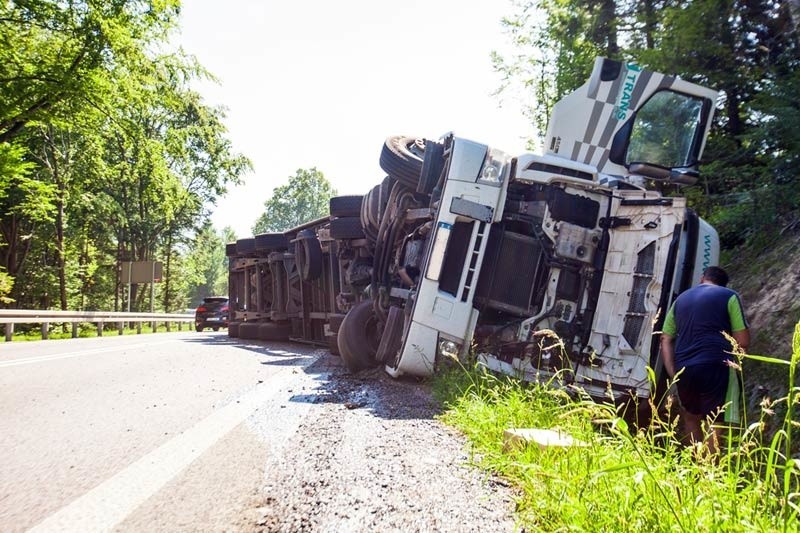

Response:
(329, 195), (363, 218)
(338, 300), (381, 373)
(239, 322), (260, 339)
(379, 136), (425, 188)
(228, 321), (241, 337)
(361, 185), (380, 241)
(236, 237), (256, 255)
(330, 217), (365, 240)
(255, 232), (288, 251)
(258, 322), (291, 341)
(295, 229), (323, 281)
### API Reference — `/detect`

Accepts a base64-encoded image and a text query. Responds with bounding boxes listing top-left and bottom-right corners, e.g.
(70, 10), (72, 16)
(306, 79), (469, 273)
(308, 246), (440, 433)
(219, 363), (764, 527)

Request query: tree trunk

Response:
(114, 237), (122, 312)
(79, 230), (88, 311)
(50, 145), (68, 312)
(163, 231), (173, 312)
(601, 0), (619, 57)
(642, 0), (655, 49)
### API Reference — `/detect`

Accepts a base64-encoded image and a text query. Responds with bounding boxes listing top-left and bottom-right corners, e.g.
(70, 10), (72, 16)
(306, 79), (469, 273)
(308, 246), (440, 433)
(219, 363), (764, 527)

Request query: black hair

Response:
(703, 266), (729, 287)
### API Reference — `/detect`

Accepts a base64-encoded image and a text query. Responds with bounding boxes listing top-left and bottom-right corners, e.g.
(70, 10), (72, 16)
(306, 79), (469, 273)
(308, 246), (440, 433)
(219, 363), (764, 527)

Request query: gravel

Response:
(243, 352), (517, 532)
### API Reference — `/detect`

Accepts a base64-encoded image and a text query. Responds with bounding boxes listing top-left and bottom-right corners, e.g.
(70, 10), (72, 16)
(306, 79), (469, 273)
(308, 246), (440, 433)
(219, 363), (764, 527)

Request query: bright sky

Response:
(176, 0), (537, 238)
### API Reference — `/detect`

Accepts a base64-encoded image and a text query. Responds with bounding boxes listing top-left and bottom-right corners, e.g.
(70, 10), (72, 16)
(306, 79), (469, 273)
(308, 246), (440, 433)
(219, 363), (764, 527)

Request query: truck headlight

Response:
(437, 338), (462, 361)
(477, 148), (510, 186)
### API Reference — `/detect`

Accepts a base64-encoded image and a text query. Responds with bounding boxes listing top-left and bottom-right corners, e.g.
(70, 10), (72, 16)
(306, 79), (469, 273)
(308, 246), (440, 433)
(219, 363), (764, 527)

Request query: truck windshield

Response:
(626, 90), (705, 168)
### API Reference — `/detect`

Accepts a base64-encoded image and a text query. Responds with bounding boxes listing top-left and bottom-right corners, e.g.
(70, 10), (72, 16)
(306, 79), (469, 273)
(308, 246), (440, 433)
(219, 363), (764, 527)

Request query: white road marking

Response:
(28, 354), (321, 533)
(0, 340), (180, 368)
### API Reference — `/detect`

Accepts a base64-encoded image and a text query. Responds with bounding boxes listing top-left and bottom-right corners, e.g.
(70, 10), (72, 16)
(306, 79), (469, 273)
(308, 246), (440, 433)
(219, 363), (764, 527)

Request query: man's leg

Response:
(682, 410), (704, 445)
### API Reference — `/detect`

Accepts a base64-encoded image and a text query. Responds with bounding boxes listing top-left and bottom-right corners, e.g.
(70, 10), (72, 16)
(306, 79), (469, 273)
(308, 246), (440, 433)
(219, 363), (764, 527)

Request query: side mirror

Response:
(629, 162), (699, 186)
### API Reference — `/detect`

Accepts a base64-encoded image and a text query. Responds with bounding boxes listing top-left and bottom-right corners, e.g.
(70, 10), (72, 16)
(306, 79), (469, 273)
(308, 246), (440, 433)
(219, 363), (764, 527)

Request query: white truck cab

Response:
(389, 57), (720, 399)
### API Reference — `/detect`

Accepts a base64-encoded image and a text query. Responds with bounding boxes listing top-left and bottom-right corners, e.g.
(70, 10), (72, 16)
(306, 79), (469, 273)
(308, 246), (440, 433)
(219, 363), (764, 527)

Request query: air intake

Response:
(623, 242), (655, 349)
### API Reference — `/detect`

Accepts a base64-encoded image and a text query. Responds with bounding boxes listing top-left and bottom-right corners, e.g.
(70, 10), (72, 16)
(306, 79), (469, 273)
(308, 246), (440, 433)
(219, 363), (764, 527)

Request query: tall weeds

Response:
(435, 320), (800, 532)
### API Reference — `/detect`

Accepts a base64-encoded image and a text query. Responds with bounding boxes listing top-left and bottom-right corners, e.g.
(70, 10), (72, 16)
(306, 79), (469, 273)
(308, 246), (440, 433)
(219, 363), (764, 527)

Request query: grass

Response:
(434, 321), (800, 532)
(5, 322), (194, 342)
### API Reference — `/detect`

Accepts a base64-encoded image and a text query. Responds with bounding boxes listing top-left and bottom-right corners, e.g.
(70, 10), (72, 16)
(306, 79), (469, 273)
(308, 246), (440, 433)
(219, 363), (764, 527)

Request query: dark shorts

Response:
(676, 362), (742, 424)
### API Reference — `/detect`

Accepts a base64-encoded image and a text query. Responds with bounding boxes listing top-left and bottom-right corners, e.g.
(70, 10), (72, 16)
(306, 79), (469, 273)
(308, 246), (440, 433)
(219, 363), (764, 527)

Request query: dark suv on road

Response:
(194, 297), (229, 332)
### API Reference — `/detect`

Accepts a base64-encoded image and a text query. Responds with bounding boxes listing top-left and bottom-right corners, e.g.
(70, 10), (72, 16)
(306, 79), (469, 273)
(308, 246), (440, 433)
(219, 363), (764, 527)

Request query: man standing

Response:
(660, 266), (750, 455)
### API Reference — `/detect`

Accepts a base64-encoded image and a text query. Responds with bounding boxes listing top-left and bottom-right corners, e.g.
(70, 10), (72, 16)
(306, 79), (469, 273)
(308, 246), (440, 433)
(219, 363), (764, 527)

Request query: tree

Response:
(0, 1), (251, 311)
(253, 168), (336, 234)
(184, 222), (231, 306)
(495, 0), (800, 243)
(494, 0), (623, 142)
(0, 0), (181, 143)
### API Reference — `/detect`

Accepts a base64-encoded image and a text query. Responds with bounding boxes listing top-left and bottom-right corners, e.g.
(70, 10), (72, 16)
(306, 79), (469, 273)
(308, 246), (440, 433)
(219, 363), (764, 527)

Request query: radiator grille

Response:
(475, 229), (546, 316)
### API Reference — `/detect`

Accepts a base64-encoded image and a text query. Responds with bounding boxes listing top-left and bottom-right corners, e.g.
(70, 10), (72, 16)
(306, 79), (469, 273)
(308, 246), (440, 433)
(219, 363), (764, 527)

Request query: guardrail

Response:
(0, 310), (195, 342)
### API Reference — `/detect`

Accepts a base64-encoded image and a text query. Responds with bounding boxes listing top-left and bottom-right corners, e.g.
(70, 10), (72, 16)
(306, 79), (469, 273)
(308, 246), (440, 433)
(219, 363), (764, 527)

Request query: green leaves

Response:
(0, 1), (249, 310)
(252, 168), (337, 234)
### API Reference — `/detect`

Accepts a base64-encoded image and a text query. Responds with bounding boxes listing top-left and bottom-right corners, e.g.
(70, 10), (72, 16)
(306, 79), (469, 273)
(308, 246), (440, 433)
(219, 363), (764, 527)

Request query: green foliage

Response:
(0, 140), (55, 222)
(0, 266), (13, 304)
(253, 168), (336, 234)
(436, 322), (800, 531)
(494, 0), (622, 141)
(496, 0), (800, 241)
(184, 222), (229, 306)
(0, 1), (250, 311)
(9, 321), (193, 341)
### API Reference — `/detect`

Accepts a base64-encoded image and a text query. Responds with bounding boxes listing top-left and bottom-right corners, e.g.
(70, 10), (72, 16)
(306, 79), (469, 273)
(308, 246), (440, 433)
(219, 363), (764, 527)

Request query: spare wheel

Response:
(379, 136), (425, 188)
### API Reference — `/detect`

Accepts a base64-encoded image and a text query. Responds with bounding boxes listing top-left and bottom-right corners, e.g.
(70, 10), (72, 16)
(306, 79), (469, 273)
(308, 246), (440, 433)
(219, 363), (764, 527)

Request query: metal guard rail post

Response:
(0, 310), (195, 341)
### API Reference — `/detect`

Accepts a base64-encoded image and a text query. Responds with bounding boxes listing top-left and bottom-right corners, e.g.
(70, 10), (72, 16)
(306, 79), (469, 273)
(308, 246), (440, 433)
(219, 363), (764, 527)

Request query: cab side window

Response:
(626, 91), (705, 168)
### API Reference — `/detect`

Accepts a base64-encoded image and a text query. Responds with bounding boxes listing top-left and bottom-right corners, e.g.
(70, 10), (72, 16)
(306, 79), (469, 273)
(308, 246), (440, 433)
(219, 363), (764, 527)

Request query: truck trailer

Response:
(226, 57), (721, 402)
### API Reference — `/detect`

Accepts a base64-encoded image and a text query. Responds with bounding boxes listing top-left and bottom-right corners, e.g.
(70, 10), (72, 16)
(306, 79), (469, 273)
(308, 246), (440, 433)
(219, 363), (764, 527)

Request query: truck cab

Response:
(388, 57), (720, 399)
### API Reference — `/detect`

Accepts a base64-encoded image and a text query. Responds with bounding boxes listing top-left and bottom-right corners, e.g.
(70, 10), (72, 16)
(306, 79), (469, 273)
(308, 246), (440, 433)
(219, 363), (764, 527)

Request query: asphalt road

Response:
(0, 331), (327, 532)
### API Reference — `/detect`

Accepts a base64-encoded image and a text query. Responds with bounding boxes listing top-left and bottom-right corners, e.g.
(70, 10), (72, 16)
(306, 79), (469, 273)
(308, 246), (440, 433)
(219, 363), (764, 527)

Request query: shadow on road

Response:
(183, 333), (441, 421)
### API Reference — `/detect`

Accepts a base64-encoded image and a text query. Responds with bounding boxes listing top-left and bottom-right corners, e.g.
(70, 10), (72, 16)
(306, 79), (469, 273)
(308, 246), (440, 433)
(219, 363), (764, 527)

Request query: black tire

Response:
(379, 136), (425, 188)
(195, 325), (204, 332)
(329, 217), (365, 240)
(255, 232), (288, 251)
(337, 300), (381, 373)
(360, 185), (380, 241)
(212, 326), (220, 331)
(239, 322), (260, 339)
(236, 238), (256, 255)
(258, 322), (291, 341)
(329, 195), (363, 218)
(228, 321), (241, 338)
(295, 230), (323, 281)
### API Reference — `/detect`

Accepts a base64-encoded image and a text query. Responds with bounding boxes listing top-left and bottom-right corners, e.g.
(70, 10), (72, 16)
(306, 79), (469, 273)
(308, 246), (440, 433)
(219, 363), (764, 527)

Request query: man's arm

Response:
(660, 304), (678, 377)
(732, 329), (750, 353)
(728, 294), (750, 353)
(660, 334), (677, 377)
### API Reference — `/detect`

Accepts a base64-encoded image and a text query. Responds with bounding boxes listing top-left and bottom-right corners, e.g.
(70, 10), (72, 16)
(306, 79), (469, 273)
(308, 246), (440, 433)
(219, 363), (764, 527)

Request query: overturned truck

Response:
(226, 58), (721, 401)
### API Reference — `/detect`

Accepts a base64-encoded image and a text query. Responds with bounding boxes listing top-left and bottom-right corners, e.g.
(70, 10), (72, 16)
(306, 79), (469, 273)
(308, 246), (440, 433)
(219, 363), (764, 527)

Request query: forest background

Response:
(0, 0), (798, 371)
